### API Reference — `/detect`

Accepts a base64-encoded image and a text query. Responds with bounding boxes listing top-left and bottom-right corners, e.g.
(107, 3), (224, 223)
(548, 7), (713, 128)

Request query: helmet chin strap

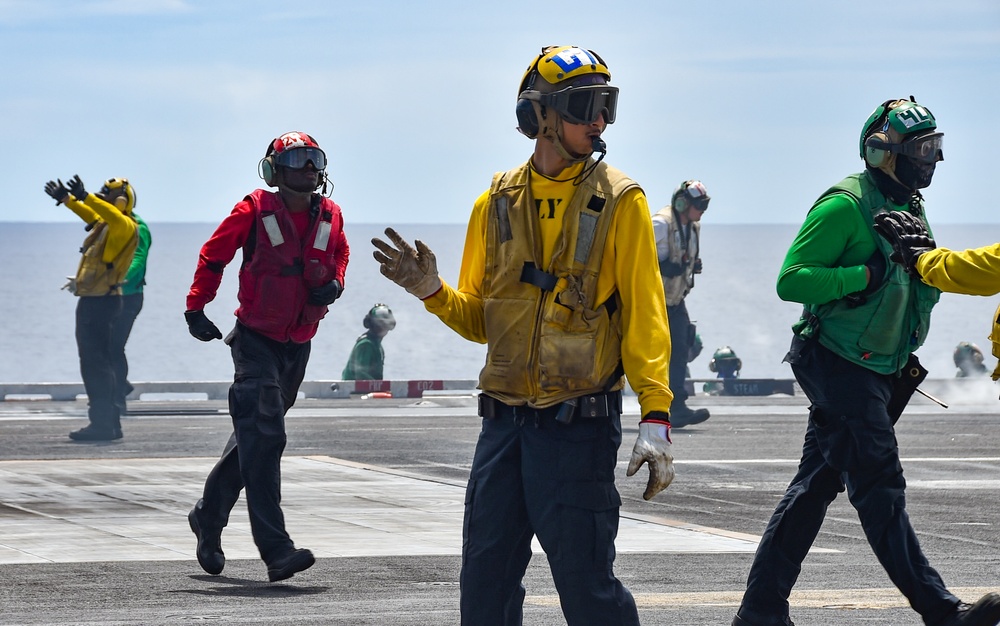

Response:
(543, 117), (591, 163)
(534, 116), (606, 185)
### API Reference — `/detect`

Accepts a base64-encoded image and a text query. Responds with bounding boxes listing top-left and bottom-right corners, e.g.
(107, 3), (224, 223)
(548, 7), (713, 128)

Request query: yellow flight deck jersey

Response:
(915, 244), (1000, 379)
(422, 160), (673, 417)
(916, 244), (1000, 296)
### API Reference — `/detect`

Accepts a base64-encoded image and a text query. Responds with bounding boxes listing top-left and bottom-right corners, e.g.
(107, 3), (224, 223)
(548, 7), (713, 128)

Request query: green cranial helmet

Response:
(954, 342), (985, 368)
(709, 346), (742, 376)
(860, 99), (942, 165)
(363, 304), (396, 333)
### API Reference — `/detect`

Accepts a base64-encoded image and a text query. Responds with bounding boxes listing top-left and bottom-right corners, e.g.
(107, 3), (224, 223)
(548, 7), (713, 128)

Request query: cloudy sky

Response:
(3, 0), (998, 224)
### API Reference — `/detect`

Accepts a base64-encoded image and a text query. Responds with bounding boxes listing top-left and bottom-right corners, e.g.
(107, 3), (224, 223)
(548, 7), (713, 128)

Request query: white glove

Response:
(371, 227), (442, 300)
(626, 416), (675, 500)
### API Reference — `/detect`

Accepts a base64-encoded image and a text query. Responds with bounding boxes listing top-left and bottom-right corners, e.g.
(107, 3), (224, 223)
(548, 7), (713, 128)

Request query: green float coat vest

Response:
(801, 172), (939, 375)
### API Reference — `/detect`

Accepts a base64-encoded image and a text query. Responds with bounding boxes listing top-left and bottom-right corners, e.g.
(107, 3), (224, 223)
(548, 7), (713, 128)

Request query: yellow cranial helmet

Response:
(517, 45), (612, 96)
(99, 178), (136, 214)
(515, 46), (617, 143)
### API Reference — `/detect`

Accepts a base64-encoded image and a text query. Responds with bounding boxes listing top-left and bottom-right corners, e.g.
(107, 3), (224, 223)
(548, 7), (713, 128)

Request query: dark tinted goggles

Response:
(689, 195), (710, 212)
(896, 133), (943, 163)
(680, 181), (710, 212)
(541, 84), (619, 125)
(275, 146), (327, 170)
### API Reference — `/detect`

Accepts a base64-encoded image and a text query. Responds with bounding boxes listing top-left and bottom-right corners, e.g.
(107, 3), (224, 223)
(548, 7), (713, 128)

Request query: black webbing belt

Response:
(478, 390), (623, 424)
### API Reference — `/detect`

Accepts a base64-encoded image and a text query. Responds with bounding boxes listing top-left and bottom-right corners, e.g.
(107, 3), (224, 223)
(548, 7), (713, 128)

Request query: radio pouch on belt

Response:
(783, 309), (819, 366)
(887, 353), (928, 425)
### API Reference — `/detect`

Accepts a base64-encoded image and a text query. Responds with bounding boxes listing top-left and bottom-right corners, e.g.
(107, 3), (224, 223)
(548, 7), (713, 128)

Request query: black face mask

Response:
(895, 155), (936, 190)
(868, 167), (910, 205)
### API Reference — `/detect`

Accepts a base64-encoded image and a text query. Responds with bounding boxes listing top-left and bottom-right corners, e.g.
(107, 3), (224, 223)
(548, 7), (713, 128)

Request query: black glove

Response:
(873, 211), (936, 277)
(184, 310), (222, 342)
(692, 257), (703, 274)
(659, 259), (684, 278)
(861, 250), (887, 295)
(44, 179), (70, 204)
(66, 175), (88, 201)
(308, 279), (343, 306)
(845, 250), (887, 308)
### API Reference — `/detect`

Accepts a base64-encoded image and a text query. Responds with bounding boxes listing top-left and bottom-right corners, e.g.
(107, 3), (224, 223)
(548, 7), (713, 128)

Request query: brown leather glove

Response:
(371, 227), (442, 299)
(626, 412), (675, 500)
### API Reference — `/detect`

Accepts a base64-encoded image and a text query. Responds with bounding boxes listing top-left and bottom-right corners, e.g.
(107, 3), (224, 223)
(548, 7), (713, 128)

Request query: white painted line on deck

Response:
(0, 455), (788, 565)
(526, 587), (998, 610)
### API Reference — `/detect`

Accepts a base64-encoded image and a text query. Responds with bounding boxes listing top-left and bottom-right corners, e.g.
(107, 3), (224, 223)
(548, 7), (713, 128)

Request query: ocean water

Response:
(3, 221), (1000, 385)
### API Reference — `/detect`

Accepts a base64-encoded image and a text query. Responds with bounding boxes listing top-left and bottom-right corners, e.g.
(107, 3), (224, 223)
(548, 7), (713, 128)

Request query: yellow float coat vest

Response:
(74, 220), (138, 296)
(479, 160), (639, 408)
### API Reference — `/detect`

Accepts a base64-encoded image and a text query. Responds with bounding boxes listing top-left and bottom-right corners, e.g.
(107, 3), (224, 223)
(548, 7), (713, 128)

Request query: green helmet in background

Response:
(954, 341), (987, 377)
(709, 346), (741, 378)
(364, 304), (396, 334)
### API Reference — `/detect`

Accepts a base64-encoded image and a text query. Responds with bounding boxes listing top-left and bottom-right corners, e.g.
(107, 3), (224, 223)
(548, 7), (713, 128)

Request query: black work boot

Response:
(936, 593), (1000, 626)
(188, 506), (225, 575)
(670, 405), (711, 428)
(267, 548), (315, 582)
(69, 424), (118, 441)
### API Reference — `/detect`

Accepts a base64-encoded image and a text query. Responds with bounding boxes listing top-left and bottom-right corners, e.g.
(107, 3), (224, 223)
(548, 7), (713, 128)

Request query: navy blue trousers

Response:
(737, 340), (960, 626)
(75, 295), (123, 430)
(110, 292), (143, 422)
(459, 403), (639, 626)
(666, 301), (691, 406)
(193, 323), (310, 564)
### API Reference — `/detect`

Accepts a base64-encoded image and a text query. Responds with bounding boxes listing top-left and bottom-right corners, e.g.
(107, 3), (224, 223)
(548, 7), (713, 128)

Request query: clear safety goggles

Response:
(540, 84), (619, 125)
(275, 146), (327, 170)
(882, 132), (944, 164)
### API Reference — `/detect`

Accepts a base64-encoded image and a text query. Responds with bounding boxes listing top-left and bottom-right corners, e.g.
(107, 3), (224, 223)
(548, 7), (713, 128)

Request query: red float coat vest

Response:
(237, 190), (344, 343)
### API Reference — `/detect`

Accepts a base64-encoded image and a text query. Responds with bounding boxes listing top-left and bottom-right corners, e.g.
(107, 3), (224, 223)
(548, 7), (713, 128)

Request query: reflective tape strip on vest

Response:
(237, 190), (342, 341)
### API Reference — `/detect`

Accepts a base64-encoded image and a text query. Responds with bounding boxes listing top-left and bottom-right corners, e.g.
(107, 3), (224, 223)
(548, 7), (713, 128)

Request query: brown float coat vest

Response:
(74, 220), (138, 296)
(479, 160), (640, 408)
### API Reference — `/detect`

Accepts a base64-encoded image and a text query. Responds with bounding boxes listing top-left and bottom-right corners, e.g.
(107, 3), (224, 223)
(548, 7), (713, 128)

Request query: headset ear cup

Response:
(675, 196), (687, 212)
(516, 99), (539, 138)
(709, 359), (717, 373)
(865, 132), (889, 168)
(260, 156), (276, 186)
